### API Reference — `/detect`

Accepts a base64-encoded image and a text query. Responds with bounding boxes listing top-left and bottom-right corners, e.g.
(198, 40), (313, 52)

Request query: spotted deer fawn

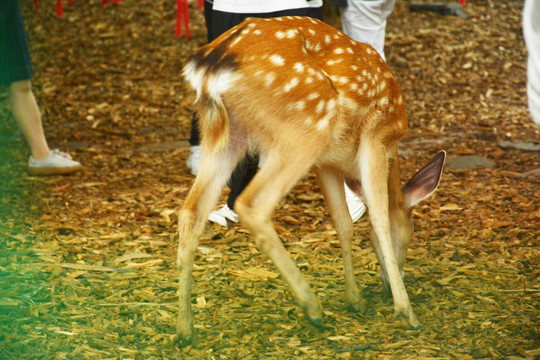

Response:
(177, 16), (445, 345)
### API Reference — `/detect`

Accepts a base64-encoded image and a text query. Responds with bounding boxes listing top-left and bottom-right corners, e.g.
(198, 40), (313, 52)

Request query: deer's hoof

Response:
(345, 298), (366, 314)
(395, 308), (421, 330)
(307, 315), (325, 329)
(176, 325), (199, 347)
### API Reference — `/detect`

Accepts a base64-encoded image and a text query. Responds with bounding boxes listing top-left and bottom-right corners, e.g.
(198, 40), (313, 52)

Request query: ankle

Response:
(31, 149), (51, 161)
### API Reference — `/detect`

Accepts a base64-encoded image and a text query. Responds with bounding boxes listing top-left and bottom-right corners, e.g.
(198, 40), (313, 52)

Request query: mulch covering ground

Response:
(0, 0), (538, 359)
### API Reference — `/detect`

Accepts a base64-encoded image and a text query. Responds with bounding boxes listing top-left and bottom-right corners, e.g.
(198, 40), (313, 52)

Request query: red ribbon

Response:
(198, 0), (204, 9)
(459, 0), (466, 4)
(56, 0), (63, 17)
(176, 0), (191, 38)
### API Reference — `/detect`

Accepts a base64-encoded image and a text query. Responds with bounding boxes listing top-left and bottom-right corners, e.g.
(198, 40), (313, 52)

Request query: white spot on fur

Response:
(335, 76), (349, 85)
(284, 77), (299, 92)
(276, 31), (286, 39)
(307, 92), (319, 100)
(305, 77), (314, 84)
(379, 96), (389, 106)
(285, 29), (297, 38)
(326, 99), (336, 112)
(317, 114), (331, 131)
(334, 48), (344, 54)
(295, 100), (306, 111)
(265, 72), (276, 87)
(324, 35), (331, 44)
(293, 62), (305, 73)
(230, 34), (244, 47)
(270, 54), (285, 66)
(316, 100), (325, 114)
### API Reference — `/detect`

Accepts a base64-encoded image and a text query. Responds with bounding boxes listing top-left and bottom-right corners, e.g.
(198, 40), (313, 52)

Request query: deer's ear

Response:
(402, 151), (446, 209)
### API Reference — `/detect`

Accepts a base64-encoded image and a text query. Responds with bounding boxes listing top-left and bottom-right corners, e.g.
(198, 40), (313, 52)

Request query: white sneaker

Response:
(258, 153), (266, 168)
(28, 149), (83, 175)
(345, 183), (366, 223)
(187, 145), (202, 176)
(208, 205), (239, 228)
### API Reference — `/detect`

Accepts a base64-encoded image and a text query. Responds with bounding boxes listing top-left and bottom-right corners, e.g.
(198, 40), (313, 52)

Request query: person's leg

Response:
(187, 112), (202, 175)
(9, 79), (82, 175)
(226, 154), (259, 209)
(340, 0), (396, 60)
(9, 80), (50, 160)
(523, 0), (540, 125)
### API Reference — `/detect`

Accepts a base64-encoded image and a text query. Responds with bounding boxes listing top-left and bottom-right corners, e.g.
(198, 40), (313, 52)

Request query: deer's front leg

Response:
(360, 140), (420, 329)
(316, 168), (362, 312)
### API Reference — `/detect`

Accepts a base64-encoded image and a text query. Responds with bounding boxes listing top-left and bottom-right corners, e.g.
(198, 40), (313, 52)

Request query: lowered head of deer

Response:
(176, 15), (446, 346)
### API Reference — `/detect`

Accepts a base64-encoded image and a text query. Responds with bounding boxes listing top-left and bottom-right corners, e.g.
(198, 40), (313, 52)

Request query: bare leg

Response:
(9, 80), (50, 160)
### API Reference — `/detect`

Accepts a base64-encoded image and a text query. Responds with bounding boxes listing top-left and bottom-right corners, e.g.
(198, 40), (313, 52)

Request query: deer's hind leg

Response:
(176, 139), (247, 345)
(234, 145), (326, 327)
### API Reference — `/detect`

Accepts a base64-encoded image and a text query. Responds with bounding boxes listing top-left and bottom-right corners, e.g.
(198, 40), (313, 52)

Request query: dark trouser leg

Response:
(189, 112), (200, 147)
(227, 153), (259, 210)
